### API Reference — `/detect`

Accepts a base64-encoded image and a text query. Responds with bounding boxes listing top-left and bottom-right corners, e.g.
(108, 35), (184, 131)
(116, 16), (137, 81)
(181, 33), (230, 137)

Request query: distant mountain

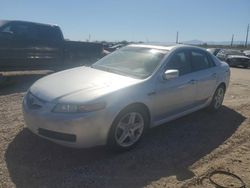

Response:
(182, 40), (246, 45)
(136, 40), (246, 46)
(182, 40), (204, 45)
(206, 41), (245, 45)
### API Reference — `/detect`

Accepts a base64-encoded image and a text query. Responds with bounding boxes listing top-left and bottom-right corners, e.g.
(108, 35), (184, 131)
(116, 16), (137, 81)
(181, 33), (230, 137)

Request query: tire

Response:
(207, 85), (225, 112)
(0, 74), (8, 86)
(107, 106), (149, 151)
(243, 64), (248, 68)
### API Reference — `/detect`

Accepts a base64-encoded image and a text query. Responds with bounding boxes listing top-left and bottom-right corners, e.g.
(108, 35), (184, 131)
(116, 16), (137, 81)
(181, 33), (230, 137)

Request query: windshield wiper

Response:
(92, 65), (146, 79)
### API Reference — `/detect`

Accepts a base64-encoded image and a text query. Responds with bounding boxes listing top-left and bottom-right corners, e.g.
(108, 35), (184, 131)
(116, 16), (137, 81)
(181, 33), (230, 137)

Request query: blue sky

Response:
(1, 0), (250, 42)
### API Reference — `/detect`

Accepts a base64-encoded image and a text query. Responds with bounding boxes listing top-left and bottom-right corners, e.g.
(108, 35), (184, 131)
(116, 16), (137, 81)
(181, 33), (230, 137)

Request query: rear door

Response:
(190, 49), (217, 104)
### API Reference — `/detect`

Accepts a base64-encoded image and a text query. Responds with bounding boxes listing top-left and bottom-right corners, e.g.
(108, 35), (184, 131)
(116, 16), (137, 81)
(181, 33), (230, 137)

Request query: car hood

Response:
(30, 66), (141, 103)
(227, 55), (250, 59)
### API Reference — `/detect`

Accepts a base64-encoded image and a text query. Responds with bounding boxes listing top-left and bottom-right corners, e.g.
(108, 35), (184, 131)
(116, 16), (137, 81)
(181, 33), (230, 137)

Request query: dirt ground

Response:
(0, 67), (250, 188)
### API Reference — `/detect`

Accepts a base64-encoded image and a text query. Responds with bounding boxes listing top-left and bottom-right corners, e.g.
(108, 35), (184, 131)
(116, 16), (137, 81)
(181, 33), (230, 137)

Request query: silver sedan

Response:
(23, 44), (230, 150)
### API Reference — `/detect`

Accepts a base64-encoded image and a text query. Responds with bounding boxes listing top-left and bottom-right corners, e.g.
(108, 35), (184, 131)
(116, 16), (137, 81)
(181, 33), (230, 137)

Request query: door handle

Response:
(188, 80), (196, 84)
(211, 73), (217, 78)
(147, 91), (156, 96)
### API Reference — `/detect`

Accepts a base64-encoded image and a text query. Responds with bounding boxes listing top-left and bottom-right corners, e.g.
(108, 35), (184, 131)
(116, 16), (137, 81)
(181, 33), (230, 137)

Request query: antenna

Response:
(231, 34), (234, 47)
(245, 24), (249, 48)
(176, 31), (179, 44)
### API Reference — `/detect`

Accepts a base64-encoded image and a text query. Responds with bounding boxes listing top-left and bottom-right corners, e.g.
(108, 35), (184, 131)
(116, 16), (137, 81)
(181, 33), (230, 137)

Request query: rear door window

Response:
(190, 50), (214, 72)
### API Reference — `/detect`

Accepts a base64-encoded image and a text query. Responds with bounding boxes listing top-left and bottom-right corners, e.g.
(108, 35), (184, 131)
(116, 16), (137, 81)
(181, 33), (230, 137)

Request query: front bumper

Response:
(22, 95), (113, 148)
(228, 59), (250, 67)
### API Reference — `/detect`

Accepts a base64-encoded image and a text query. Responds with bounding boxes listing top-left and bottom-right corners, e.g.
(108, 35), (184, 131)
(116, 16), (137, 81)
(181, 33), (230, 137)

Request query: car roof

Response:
(128, 44), (174, 51)
(0, 20), (58, 28)
(128, 44), (205, 51)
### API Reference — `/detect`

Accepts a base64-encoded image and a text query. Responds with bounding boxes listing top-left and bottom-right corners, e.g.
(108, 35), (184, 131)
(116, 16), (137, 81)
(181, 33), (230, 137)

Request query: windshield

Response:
(92, 46), (168, 79)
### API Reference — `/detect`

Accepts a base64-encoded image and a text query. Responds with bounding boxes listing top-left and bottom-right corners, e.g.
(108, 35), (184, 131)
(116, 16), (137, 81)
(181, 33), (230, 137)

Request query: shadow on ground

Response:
(5, 106), (245, 188)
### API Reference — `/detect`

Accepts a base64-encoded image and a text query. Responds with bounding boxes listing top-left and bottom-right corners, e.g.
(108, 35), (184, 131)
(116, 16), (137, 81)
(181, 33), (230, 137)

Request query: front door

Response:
(153, 49), (197, 122)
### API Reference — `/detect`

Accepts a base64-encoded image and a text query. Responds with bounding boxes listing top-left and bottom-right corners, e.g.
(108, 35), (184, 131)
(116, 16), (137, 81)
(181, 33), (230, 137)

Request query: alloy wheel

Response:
(114, 112), (144, 147)
(214, 87), (224, 109)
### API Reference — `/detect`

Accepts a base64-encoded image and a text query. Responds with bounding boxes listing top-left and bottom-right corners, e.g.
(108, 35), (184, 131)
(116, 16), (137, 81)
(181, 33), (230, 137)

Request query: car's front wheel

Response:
(208, 85), (225, 112)
(242, 63), (248, 68)
(108, 106), (148, 151)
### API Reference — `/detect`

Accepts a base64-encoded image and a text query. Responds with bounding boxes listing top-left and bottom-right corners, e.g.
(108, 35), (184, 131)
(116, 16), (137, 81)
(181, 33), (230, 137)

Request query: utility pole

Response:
(176, 31), (179, 44)
(245, 24), (249, 48)
(231, 34), (234, 47)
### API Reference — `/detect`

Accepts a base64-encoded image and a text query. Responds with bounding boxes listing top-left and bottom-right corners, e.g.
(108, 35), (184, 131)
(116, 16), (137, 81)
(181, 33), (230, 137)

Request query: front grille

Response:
(240, 58), (248, 62)
(26, 92), (45, 109)
(233, 58), (249, 63)
(38, 128), (76, 142)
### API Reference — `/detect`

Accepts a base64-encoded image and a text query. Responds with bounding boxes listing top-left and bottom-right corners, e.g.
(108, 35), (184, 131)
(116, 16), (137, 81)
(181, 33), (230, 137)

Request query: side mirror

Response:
(163, 69), (179, 80)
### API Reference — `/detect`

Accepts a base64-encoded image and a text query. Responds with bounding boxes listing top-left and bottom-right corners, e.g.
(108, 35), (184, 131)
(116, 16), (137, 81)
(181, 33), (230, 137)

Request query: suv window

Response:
(166, 50), (191, 76)
(191, 50), (214, 71)
(1, 23), (37, 40)
(1, 22), (63, 42)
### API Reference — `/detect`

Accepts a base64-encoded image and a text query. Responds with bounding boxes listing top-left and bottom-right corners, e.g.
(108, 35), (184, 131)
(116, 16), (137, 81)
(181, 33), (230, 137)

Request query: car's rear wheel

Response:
(108, 107), (148, 151)
(208, 85), (225, 112)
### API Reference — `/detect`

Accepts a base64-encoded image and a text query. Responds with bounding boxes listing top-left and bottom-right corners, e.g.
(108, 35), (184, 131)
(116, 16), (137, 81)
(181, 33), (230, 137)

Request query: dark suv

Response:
(0, 20), (102, 71)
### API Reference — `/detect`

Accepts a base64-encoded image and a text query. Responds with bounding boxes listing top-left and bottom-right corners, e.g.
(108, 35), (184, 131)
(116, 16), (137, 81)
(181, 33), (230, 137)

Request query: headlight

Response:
(52, 102), (106, 113)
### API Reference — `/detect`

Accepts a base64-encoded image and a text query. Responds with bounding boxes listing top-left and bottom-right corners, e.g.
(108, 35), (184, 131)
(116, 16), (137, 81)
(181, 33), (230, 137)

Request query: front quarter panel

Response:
(103, 79), (154, 127)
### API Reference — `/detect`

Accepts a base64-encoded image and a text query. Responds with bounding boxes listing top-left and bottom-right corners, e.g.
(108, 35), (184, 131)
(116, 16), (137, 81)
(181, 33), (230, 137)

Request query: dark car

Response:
(216, 49), (250, 68)
(206, 48), (221, 56)
(105, 43), (126, 52)
(0, 20), (103, 71)
(243, 50), (250, 58)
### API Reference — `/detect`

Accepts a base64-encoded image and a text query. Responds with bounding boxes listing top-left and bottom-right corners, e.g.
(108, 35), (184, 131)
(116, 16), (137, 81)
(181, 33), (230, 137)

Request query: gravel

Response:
(0, 67), (250, 188)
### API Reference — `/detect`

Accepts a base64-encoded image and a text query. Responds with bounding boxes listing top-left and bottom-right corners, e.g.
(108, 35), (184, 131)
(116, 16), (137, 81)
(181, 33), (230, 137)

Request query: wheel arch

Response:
(218, 82), (226, 91)
(116, 102), (151, 124)
(107, 102), (151, 149)
(108, 102), (151, 136)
